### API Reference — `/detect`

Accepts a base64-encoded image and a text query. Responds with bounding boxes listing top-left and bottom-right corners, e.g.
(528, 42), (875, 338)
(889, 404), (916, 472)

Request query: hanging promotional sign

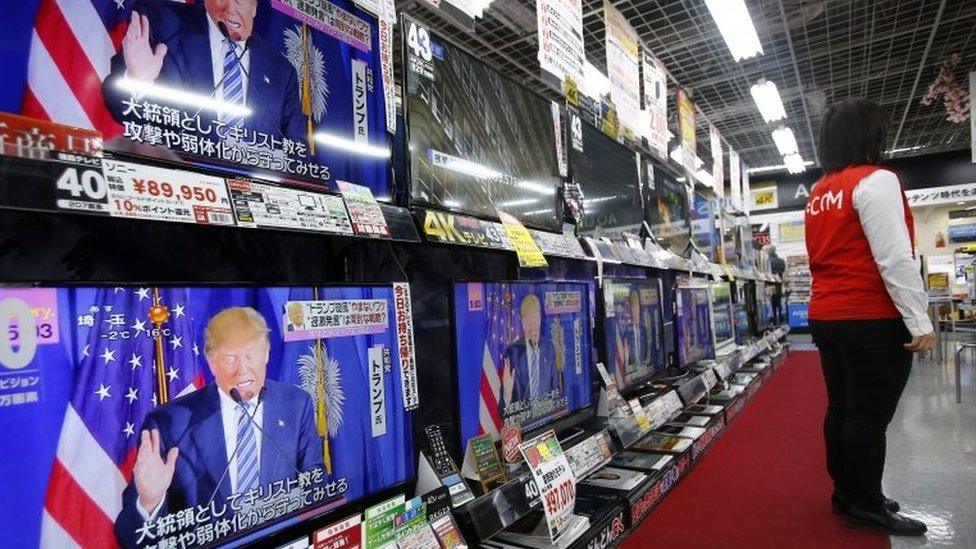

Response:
(677, 88), (697, 176)
(729, 149), (741, 210)
(749, 185), (779, 211)
(536, 0), (585, 85)
(604, 1), (641, 140)
(641, 50), (668, 160)
(710, 124), (724, 198)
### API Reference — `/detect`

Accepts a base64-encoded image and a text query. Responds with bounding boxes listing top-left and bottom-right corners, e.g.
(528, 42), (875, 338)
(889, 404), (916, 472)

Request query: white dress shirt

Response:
(137, 388), (263, 521)
(206, 14), (250, 105)
(853, 169), (934, 337)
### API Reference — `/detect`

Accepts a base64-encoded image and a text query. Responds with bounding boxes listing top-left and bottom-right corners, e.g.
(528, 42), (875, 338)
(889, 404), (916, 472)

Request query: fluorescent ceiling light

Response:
(771, 127), (799, 156)
(116, 76), (251, 117)
(498, 198), (539, 208)
(887, 146), (923, 155)
(704, 0), (764, 62)
(430, 151), (501, 178)
(443, 199), (462, 208)
(748, 161), (814, 174)
(314, 133), (390, 158)
(750, 80), (786, 123)
(783, 153), (806, 174)
(518, 180), (556, 195)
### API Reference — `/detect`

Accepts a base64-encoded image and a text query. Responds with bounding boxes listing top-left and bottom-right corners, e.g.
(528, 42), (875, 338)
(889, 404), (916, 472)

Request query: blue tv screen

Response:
(0, 285), (415, 548)
(454, 281), (593, 446)
(676, 285), (715, 366)
(601, 278), (665, 390)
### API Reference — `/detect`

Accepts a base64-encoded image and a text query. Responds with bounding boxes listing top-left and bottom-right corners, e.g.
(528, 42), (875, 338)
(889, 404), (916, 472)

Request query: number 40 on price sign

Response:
(518, 430), (577, 543)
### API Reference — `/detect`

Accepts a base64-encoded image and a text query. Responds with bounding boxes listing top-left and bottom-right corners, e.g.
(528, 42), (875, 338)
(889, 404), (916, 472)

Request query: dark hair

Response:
(816, 98), (887, 174)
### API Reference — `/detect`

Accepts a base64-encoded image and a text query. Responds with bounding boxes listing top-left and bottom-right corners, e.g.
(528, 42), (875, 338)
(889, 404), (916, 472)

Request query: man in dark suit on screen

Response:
(500, 295), (560, 416)
(623, 289), (649, 369)
(104, 0), (306, 144)
(114, 307), (323, 548)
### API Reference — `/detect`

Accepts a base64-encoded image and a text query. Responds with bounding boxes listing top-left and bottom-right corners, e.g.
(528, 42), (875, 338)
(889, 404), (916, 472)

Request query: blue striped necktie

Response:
(236, 401), (259, 494)
(222, 38), (244, 127)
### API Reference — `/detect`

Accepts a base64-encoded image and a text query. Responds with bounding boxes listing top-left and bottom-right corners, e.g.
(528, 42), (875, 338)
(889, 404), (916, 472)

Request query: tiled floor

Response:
(791, 334), (976, 547)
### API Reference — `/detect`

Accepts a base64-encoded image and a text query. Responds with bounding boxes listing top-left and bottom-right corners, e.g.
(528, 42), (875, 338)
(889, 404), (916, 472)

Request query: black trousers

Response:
(810, 319), (913, 510)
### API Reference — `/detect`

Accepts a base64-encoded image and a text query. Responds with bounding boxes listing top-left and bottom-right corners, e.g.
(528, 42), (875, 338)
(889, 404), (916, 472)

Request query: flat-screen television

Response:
(733, 282), (752, 343)
(0, 0), (392, 195)
(691, 190), (717, 262)
(721, 213), (740, 266)
(600, 278), (665, 391)
(645, 170), (691, 255)
(403, 16), (561, 230)
(453, 281), (592, 445)
(757, 281), (775, 331)
(710, 280), (735, 350)
(675, 285), (715, 366)
(572, 120), (643, 236)
(756, 281), (772, 332)
(0, 285), (415, 548)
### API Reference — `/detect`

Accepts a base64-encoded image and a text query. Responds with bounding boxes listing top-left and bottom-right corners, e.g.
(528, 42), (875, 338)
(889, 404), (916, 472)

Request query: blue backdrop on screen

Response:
(453, 281), (593, 447)
(0, 0), (391, 197)
(0, 285), (413, 548)
(676, 286), (715, 365)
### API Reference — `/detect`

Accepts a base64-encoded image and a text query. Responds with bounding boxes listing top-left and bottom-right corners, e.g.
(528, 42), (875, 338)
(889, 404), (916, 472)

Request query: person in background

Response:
(805, 98), (934, 536)
(768, 246), (786, 324)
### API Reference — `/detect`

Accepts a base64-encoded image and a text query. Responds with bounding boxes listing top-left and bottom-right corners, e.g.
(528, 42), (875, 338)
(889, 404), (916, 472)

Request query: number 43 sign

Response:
(518, 430), (577, 543)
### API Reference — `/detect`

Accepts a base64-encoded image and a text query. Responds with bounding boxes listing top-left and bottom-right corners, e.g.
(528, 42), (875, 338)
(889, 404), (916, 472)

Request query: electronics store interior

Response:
(1, 0), (974, 548)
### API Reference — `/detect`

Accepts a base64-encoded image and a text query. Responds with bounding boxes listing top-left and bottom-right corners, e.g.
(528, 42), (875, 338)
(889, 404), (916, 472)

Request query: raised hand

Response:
(133, 429), (179, 512)
(121, 12), (168, 82)
(502, 356), (514, 407)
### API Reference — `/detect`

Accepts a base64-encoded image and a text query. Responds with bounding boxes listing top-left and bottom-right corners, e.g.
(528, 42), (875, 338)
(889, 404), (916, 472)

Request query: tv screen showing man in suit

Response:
(0, 0), (392, 195)
(0, 285), (415, 548)
(454, 281), (593, 447)
(602, 279), (664, 391)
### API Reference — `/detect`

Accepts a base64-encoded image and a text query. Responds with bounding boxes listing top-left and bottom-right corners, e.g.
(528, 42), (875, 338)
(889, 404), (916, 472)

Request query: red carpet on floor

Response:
(622, 351), (891, 549)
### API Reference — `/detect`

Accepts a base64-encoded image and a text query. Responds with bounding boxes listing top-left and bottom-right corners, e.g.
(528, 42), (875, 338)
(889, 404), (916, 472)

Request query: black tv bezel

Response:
(675, 284), (716, 367)
(1, 281), (419, 547)
(709, 278), (736, 351)
(398, 14), (564, 233)
(447, 278), (596, 455)
(645, 168), (692, 256)
(595, 276), (666, 397)
(570, 118), (644, 236)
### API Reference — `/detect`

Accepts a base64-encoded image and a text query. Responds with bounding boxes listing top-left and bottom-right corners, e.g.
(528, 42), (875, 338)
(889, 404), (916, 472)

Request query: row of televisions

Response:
(0, 6), (737, 266)
(400, 15), (730, 262)
(0, 277), (776, 547)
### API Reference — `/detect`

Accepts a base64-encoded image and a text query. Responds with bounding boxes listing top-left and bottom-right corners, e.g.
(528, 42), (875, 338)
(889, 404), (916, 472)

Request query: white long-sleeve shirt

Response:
(852, 169), (934, 337)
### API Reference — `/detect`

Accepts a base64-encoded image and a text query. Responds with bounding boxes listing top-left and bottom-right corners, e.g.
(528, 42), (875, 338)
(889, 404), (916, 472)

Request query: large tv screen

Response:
(757, 281), (774, 331)
(691, 190), (717, 262)
(676, 286), (715, 366)
(403, 17), (561, 231)
(710, 280), (735, 350)
(645, 170), (691, 255)
(0, 0), (392, 196)
(733, 282), (752, 343)
(601, 278), (665, 391)
(572, 120), (643, 236)
(453, 281), (592, 446)
(0, 285), (415, 548)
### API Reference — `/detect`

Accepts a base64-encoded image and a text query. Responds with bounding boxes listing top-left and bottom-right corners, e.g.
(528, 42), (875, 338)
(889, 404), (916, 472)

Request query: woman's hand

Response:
(904, 332), (936, 353)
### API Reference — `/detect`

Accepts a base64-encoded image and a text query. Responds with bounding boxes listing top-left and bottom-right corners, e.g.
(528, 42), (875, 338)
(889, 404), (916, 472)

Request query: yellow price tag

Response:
(563, 77), (580, 108)
(497, 210), (548, 268)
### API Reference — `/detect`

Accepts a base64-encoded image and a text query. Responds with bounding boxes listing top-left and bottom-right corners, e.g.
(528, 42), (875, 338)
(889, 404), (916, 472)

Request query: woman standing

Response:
(805, 98), (933, 536)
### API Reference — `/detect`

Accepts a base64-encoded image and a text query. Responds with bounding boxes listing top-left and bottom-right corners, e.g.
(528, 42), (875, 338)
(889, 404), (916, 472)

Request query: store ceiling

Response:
(395, 0), (976, 170)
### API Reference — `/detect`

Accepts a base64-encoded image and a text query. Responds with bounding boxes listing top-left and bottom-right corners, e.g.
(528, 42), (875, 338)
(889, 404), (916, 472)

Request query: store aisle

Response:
(622, 351), (889, 549)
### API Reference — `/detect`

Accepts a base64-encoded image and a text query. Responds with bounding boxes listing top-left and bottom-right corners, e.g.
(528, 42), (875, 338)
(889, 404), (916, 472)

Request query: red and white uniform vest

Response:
(805, 165), (915, 321)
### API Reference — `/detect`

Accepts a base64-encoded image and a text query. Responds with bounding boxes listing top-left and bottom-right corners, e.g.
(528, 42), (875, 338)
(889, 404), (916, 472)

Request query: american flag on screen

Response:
(20, 0), (189, 138)
(478, 284), (515, 440)
(40, 288), (204, 548)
